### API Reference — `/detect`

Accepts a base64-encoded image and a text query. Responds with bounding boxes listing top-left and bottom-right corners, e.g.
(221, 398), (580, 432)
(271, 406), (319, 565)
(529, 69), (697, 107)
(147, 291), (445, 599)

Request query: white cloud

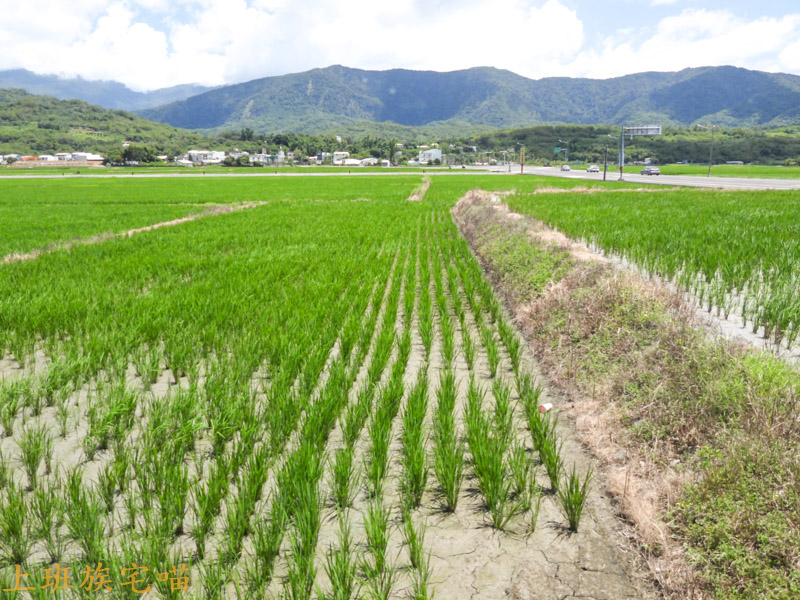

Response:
(564, 9), (800, 78)
(0, 0), (585, 89)
(0, 2), (799, 90)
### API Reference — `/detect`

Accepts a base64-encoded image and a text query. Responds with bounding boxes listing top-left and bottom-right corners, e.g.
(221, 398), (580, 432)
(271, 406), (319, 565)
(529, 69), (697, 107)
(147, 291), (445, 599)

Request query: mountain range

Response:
(4, 65), (800, 135)
(138, 65), (800, 133)
(0, 69), (211, 111)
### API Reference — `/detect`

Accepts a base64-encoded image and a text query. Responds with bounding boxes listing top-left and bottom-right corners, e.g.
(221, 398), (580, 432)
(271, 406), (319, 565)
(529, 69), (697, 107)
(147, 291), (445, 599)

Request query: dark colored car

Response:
(641, 166), (661, 175)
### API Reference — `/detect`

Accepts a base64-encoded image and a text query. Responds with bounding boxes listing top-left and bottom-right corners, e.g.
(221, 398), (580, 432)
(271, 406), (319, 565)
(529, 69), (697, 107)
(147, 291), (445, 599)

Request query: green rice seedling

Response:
(97, 462), (117, 514)
(529, 475), (543, 533)
(483, 330), (500, 378)
(320, 514), (359, 600)
(331, 446), (359, 509)
(0, 451), (8, 488)
(540, 435), (565, 492)
(516, 372), (543, 414)
(284, 482), (323, 600)
(55, 394), (70, 438)
(123, 486), (140, 532)
(366, 412), (392, 499)
(200, 560), (229, 600)
(363, 497), (391, 578)
(400, 370), (429, 512)
(159, 461), (190, 537)
(66, 486), (107, 564)
(440, 315), (455, 365)
(364, 567), (398, 600)
(401, 512), (425, 571)
(419, 315), (434, 359)
(17, 424), (52, 489)
(466, 414), (521, 530)
(0, 383), (20, 437)
(462, 327), (476, 371)
(492, 378), (514, 447)
(247, 493), (288, 588)
(221, 487), (251, 566)
(432, 370), (464, 512)
(498, 319), (522, 374)
(508, 440), (531, 506)
(33, 485), (66, 563)
(342, 384), (373, 449)
(0, 481), (32, 564)
(402, 515), (433, 600)
(558, 464), (593, 531)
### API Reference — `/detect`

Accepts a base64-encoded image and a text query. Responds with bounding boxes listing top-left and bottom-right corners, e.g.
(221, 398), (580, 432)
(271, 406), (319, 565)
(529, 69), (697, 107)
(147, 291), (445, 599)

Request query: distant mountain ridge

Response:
(0, 88), (212, 156)
(137, 65), (800, 133)
(4, 65), (800, 134)
(0, 69), (212, 111)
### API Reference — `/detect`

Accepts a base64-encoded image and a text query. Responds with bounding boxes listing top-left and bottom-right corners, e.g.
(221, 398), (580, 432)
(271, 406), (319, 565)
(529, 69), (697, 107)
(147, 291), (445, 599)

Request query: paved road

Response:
(510, 165), (800, 190)
(2, 165), (799, 190)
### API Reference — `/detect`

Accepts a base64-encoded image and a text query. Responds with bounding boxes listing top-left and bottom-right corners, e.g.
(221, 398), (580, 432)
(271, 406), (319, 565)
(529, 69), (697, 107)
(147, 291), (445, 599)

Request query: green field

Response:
(0, 165), (446, 177)
(658, 163), (800, 179)
(508, 188), (800, 347)
(1, 174), (797, 599)
(0, 174), (615, 599)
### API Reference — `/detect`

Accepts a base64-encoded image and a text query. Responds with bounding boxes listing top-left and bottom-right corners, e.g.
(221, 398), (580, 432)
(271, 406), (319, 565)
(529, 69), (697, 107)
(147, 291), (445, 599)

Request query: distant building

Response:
(187, 150), (225, 164)
(360, 157), (379, 166)
(71, 152), (104, 164)
(418, 148), (442, 164)
(333, 151), (350, 164)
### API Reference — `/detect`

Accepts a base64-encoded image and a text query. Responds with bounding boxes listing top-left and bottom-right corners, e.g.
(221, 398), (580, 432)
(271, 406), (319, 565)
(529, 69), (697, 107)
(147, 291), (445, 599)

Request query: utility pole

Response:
(520, 145), (525, 174)
(619, 127), (625, 181)
(603, 145), (608, 181)
(558, 139), (570, 163)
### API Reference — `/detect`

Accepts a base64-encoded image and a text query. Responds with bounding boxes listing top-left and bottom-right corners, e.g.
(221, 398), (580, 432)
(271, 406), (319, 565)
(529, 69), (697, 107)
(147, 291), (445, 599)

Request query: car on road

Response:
(560, 164), (571, 172)
(587, 165), (600, 173)
(641, 166), (661, 176)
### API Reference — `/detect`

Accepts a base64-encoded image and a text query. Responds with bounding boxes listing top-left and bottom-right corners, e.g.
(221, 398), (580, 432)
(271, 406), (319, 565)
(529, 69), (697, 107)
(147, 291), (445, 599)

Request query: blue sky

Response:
(1, 1), (799, 90)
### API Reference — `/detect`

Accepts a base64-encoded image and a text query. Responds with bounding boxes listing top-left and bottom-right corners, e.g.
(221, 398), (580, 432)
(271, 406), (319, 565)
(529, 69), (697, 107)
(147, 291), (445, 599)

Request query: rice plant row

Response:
(507, 189), (800, 347)
(0, 184), (592, 597)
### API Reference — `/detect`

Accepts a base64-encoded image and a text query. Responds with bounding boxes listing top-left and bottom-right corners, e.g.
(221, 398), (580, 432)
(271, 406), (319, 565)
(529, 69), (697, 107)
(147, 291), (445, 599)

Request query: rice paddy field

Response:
(2, 173), (798, 599)
(507, 188), (800, 348)
(2, 174), (651, 599)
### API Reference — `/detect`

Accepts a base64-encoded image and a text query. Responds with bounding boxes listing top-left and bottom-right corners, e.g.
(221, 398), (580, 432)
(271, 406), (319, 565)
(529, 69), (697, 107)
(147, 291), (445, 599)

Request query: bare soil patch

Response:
(1, 202), (264, 266)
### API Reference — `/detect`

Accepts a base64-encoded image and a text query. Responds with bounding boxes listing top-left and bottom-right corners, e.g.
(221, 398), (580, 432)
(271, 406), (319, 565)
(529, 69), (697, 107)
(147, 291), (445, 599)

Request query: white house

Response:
(71, 152), (104, 163)
(187, 150), (226, 164)
(38, 155), (57, 161)
(343, 158), (362, 167)
(333, 151), (350, 164)
(250, 153), (274, 164)
(419, 148), (442, 164)
(360, 157), (379, 166)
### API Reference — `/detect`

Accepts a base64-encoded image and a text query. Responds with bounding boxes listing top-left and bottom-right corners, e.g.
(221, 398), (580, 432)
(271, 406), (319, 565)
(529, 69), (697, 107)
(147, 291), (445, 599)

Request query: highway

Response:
(1, 165), (799, 190)
(509, 165), (800, 190)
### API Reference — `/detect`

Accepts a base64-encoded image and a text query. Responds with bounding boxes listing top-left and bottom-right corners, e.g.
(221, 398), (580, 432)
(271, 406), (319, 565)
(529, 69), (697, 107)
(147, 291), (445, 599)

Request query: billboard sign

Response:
(624, 125), (662, 136)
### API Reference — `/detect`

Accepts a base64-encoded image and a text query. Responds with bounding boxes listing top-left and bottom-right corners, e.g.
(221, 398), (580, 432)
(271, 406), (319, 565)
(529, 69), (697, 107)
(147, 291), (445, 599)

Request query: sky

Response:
(2, 0), (800, 91)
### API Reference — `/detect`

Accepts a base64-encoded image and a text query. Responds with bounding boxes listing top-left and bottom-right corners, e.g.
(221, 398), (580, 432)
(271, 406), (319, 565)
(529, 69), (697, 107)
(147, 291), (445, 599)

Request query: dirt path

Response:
(406, 176), (431, 201)
(0, 202), (264, 266)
